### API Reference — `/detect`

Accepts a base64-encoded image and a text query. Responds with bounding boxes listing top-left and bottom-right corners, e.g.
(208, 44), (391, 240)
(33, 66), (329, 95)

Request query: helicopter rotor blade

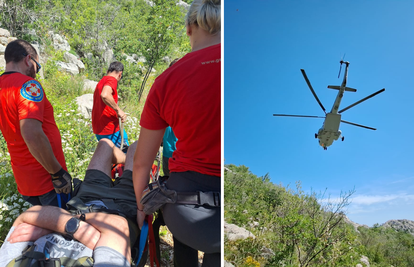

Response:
(338, 62), (342, 78)
(338, 88), (385, 113)
(300, 69), (327, 114)
(341, 120), (376, 130)
(273, 114), (325, 119)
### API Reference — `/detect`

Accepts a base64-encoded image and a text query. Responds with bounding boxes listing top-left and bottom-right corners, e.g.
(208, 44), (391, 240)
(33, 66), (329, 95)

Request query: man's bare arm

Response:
(20, 119), (62, 174)
(101, 85), (127, 122)
(133, 127), (165, 228)
(9, 206), (131, 260)
(10, 206), (100, 249)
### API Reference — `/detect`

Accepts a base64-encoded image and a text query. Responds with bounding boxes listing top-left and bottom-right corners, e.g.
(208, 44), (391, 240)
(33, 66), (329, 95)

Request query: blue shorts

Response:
(96, 129), (129, 148)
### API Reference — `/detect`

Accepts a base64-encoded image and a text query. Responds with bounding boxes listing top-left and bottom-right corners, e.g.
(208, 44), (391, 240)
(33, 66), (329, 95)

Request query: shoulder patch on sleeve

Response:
(20, 80), (44, 102)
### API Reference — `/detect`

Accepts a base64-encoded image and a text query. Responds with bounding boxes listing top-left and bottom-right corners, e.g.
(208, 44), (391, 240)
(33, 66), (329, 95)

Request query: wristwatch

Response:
(64, 217), (81, 240)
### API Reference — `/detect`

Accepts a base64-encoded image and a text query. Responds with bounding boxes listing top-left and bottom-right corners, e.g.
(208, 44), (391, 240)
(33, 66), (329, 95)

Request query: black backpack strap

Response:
(176, 191), (221, 207)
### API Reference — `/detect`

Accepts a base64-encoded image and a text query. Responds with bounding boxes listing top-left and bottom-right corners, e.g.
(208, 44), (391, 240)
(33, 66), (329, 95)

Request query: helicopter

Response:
(273, 60), (385, 150)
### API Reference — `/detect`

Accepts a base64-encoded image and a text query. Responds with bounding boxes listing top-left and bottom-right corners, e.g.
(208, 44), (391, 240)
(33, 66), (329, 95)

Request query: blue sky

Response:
(224, 0), (414, 226)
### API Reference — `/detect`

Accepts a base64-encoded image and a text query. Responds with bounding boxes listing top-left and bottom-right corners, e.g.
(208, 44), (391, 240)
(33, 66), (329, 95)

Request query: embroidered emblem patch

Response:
(20, 80), (44, 102)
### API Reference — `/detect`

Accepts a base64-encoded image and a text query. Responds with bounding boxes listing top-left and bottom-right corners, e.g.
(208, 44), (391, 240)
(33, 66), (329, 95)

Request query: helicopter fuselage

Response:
(317, 113), (342, 149)
(317, 62), (349, 149)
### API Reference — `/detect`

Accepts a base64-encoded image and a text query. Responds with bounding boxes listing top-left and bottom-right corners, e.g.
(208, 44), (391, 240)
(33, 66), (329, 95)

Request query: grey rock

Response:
(177, 0), (190, 10)
(0, 44), (5, 54)
(136, 56), (146, 63)
(144, 0), (154, 7)
(123, 54), (136, 64)
(224, 261), (235, 267)
(224, 222), (255, 241)
(0, 37), (7, 46)
(7, 37), (17, 44)
(342, 215), (368, 233)
(56, 61), (79, 75)
(356, 264), (363, 267)
(103, 49), (114, 64)
(162, 56), (171, 64)
(97, 40), (109, 52)
(383, 219), (414, 235)
(49, 32), (70, 51)
(360, 255), (370, 267)
(75, 94), (94, 119)
(83, 79), (98, 92)
(0, 28), (10, 38)
(64, 52), (85, 70)
(86, 53), (93, 60)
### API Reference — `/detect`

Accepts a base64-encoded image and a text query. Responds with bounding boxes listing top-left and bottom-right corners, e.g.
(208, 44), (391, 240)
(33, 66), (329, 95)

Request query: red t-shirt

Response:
(92, 76), (119, 135)
(0, 72), (67, 196)
(140, 44), (221, 177)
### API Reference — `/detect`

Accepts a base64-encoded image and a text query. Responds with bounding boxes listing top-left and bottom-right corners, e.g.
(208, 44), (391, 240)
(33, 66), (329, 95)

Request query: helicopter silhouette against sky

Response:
(273, 60), (385, 150)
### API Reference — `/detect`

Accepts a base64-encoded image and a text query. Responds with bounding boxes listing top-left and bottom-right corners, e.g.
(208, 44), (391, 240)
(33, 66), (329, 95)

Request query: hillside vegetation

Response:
(224, 164), (414, 267)
(0, 0), (192, 251)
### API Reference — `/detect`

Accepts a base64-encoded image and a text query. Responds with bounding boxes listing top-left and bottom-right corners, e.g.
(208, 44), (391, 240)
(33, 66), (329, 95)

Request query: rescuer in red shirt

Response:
(0, 39), (72, 207)
(91, 61), (128, 148)
(133, 0), (221, 266)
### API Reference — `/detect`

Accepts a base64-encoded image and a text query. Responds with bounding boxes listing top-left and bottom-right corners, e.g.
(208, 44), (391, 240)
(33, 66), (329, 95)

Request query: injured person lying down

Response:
(0, 139), (141, 267)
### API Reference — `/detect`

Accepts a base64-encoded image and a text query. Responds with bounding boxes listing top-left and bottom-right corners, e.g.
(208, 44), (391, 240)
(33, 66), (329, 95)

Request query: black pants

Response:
(162, 171), (221, 267)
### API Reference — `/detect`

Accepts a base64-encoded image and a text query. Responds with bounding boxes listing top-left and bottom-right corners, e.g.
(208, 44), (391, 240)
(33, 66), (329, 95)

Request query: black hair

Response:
(4, 39), (38, 64)
(107, 61), (124, 73)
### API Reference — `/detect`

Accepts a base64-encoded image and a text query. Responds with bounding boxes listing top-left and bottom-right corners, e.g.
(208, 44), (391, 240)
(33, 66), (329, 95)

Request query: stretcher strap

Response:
(147, 215), (159, 267)
(137, 219), (148, 265)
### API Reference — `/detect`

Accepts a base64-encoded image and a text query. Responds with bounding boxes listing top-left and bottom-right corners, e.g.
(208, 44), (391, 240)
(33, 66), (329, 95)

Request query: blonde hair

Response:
(186, 0), (221, 35)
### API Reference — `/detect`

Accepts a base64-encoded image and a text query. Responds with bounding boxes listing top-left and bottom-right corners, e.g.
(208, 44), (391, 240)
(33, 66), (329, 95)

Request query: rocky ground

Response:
(144, 226), (204, 267)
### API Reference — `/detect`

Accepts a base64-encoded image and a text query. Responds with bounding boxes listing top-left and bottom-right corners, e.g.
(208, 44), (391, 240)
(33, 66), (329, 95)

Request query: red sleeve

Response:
(140, 80), (168, 130)
(103, 77), (117, 94)
(17, 80), (45, 122)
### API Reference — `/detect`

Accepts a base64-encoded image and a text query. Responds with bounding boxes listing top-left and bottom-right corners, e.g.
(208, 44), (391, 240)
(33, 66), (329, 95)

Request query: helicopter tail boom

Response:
(327, 85), (357, 92)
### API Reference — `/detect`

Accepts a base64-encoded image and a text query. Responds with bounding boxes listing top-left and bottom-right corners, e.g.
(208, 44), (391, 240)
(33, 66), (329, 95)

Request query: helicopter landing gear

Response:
(315, 133), (318, 139)
(341, 136), (345, 141)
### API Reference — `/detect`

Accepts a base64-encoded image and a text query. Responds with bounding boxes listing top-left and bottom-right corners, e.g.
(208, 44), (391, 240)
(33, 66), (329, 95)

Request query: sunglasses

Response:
(22, 53), (42, 74)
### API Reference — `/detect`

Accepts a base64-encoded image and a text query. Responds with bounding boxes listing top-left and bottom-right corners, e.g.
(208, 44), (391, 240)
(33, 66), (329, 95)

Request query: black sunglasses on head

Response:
(22, 53), (42, 74)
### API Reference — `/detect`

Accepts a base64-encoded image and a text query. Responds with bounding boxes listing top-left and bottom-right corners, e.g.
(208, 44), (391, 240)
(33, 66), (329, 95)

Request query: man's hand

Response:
(51, 168), (73, 194)
(118, 109), (127, 123)
(137, 209), (146, 229)
(8, 223), (53, 243)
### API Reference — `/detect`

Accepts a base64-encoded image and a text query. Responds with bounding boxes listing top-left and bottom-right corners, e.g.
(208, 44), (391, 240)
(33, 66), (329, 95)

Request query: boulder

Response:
(177, 0), (190, 10)
(0, 44), (5, 54)
(124, 54), (136, 64)
(224, 222), (255, 241)
(75, 94), (94, 119)
(103, 49), (114, 64)
(56, 61), (79, 75)
(0, 28), (10, 38)
(0, 37), (7, 46)
(224, 261), (235, 267)
(7, 37), (17, 44)
(83, 79), (98, 92)
(64, 52), (85, 71)
(360, 255), (370, 267)
(49, 32), (70, 51)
